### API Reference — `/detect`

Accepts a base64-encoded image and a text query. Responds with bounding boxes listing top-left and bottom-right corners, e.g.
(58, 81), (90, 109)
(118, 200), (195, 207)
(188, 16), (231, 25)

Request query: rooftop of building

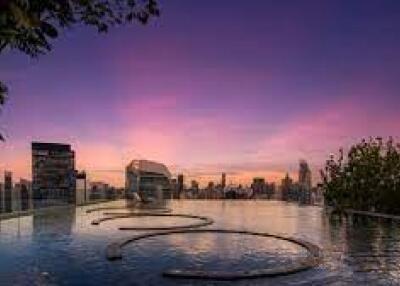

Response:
(32, 142), (72, 152)
(126, 159), (171, 178)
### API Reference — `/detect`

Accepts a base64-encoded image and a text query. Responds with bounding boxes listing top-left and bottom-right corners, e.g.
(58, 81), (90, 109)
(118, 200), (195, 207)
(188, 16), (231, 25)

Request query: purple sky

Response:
(1, 0), (400, 186)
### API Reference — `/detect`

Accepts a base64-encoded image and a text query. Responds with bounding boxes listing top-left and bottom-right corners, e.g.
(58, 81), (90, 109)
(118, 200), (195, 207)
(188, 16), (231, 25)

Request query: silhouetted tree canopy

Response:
(0, 0), (160, 140)
(321, 137), (400, 214)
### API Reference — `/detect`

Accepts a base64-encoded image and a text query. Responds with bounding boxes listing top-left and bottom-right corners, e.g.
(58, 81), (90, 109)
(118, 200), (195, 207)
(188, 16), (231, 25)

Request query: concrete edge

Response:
(105, 229), (323, 280)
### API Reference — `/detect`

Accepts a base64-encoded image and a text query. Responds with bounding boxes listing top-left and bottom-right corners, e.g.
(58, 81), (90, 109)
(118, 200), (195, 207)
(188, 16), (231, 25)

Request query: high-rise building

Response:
(76, 171), (87, 205)
(298, 160), (312, 188)
(32, 142), (76, 208)
(4, 171), (12, 213)
(177, 174), (184, 198)
(125, 160), (171, 201)
(14, 179), (32, 211)
(191, 180), (199, 190)
(298, 160), (312, 204)
(221, 173), (226, 189)
(252, 177), (266, 198)
(170, 178), (178, 198)
(0, 182), (4, 213)
(281, 173), (294, 201)
(19, 179), (31, 211)
(189, 180), (199, 198)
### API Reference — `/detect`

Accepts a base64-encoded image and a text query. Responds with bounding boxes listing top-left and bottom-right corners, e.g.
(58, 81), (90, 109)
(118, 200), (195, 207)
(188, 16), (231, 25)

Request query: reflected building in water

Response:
(32, 207), (76, 238)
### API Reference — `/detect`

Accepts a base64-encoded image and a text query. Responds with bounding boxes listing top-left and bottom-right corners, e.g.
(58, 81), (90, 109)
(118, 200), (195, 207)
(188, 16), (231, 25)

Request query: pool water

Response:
(0, 200), (399, 285)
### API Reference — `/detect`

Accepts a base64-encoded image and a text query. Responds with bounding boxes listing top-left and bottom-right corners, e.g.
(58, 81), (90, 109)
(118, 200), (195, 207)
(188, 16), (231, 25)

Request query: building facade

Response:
(4, 171), (12, 213)
(177, 174), (184, 198)
(125, 160), (171, 201)
(298, 160), (312, 189)
(0, 182), (3, 213)
(221, 173), (226, 189)
(281, 173), (294, 201)
(88, 181), (110, 201)
(19, 179), (31, 211)
(32, 142), (76, 208)
(14, 179), (32, 211)
(76, 171), (87, 205)
(298, 160), (312, 204)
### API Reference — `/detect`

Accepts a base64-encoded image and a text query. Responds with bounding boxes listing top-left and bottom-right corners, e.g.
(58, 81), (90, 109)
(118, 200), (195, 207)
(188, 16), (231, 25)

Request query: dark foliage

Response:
(0, 0), (159, 57)
(321, 137), (400, 214)
(0, 0), (159, 140)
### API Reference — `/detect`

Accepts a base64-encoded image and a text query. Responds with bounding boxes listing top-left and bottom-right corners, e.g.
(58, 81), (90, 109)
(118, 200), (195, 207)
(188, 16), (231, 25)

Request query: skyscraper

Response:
(252, 177), (266, 198)
(32, 142), (76, 208)
(177, 174), (184, 198)
(19, 179), (31, 211)
(76, 171), (87, 205)
(298, 160), (312, 189)
(14, 179), (32, 211)
(4, 171), (12, 213)
(221, 173), (226, 189)
(298, 160), (312, 204)
(0, 182), (3, 213)
(281, 173), (294, 201)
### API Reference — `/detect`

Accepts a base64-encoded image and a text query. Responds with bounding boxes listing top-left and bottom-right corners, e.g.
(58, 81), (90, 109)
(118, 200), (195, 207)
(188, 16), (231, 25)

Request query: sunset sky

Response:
(1, 0), (400, 187)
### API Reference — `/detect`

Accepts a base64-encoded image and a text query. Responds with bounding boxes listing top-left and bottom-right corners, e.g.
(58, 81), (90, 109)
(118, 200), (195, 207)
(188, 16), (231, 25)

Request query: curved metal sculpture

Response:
(91, 213), (214, 230)
(86, 206), (172, 214)
(106, 229), (322, 280)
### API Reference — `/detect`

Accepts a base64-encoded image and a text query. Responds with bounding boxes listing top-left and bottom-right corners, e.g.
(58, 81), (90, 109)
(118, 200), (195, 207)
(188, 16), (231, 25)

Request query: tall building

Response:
(0, 182), (3, 213)
(14, 179), (32, 211)
(4, 171), (12, 213)
(298, 160), (312, 204)
(281, 173), (294, 201)
(251, 177), (275, 199)
(76, 171), (87, 205)
(19, 179), (31, 211)
(252, 177), (266, 198)
(125, 160), (171, 201)
(32, 142), (76, 208)
(189, 180), (199, 198)
(177, 174), (184, 198)
(170, 178), (178, 198)
(298, 160), (312, 188)
(191, 180), (199, 190)
(221, 173), (226, 189)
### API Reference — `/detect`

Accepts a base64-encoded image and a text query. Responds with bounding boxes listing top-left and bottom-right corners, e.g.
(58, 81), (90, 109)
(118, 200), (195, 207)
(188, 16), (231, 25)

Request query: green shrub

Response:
(321, 137), (400, 214)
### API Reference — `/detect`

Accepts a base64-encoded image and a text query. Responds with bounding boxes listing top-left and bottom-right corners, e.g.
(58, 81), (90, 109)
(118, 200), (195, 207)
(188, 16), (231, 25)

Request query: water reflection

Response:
(0, 200), (399, 285)
(33, 206), (75, 237)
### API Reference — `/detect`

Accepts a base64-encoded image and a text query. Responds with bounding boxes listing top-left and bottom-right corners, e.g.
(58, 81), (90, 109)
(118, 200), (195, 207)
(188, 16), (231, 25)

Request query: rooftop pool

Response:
(0, 200), (399, 285)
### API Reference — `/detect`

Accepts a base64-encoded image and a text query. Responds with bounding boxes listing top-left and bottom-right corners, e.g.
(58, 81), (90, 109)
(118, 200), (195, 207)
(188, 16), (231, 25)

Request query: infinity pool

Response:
(0, 200), (399, 285)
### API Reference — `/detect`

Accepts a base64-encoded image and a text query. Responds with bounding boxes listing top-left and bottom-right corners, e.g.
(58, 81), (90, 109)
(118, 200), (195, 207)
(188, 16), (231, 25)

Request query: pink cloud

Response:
(252, 98), (400, 182)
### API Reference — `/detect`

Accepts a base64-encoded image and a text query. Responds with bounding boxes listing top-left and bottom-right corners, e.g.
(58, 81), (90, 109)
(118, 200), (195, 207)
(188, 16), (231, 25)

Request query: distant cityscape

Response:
(0, 142), (323, 216)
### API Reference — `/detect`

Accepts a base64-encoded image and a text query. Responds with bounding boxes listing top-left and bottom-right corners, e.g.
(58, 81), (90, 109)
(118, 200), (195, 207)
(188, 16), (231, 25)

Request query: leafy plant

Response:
(321, 137), (400, 214)
(0, 0), (160, 140)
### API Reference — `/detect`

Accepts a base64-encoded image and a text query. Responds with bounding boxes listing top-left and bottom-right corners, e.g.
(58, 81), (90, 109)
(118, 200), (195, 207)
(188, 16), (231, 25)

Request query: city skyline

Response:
(0, 141), (313, 188)
(1, 0), (400, 186)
